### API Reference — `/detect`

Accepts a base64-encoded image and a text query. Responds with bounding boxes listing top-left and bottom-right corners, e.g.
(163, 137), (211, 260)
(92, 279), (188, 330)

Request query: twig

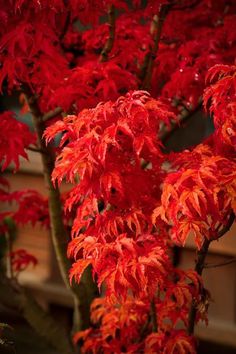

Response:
(27, 146), (44, 154)
(42, 106), (63, 122)
(172, 0), (199, 11)
(150, 299), (158, 332)
(204, 257), (236, 269)
(99, 4), (116, 62)
(141, 3), (172, 90)
(187, 238), (210, 335)
(5, 231), (13, 279)
(213, 212), (235, 240)
(187, 211), (235, 335)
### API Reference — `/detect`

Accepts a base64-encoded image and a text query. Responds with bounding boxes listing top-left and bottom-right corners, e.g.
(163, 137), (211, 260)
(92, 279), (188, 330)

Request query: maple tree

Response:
(0, 0), (236, 353)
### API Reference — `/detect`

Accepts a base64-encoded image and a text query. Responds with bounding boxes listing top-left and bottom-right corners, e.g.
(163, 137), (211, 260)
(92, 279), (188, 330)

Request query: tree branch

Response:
(204, 257), (236, 269)
(187, 238), (210, 335)
(42, 106), (64, 122)
(99, 4), (116, 62)
(172, 0), (199, 11)
(141, 3), (172, 90)
(188, 211), (235, 334)
(27, 146), (45, 154)
(24, 90), (72, 290)
(150, 299), (158, 332)
(23, 88), (96, 331)
(5, 231), (13, 279)
(213, 212), (235, 240)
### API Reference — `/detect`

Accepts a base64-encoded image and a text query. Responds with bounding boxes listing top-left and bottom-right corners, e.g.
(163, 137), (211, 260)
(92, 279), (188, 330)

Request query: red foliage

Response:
(10, 249), (37, 273)
(0, 0), (236, 352)
(12, 190), (50, 228)
(153, 145), (236, 248)
(0, 111), (35, 170)
(204, 64), (236, 154)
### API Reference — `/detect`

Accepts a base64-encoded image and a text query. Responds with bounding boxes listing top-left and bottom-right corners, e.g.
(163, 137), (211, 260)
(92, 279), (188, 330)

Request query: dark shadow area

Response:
(0, 304), (68, 354)
(198, 340), (236, 354)
(164, 110), (214, 153)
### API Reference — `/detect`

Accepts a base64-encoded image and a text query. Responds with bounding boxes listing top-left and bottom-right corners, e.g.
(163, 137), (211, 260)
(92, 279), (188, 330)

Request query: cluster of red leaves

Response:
(204, 64), (236, 154)
(0, 175), (49, 231)
(1, 1), (235, 117)
(47, 68), (235, 353)
(45, 92), (175, 299)
(0, 111), (35, 170)
(156, 1), (236, 107)
(81, 12), (151, 72)
(154, 145), (236, 248)
(75, 274), (199, 353)
(46, 91), (208, 352)
(47, 61), (138, 113)
(154, 65), (236, 249)
(0, 181), (49, 270)
(0, 1), (140, 114)
(74, 297), (150, 353)
(0, 180), (47, 276)
(145, 330), (196, 354)
(12, 190), (50, 228)
(10, 249), (37, 274)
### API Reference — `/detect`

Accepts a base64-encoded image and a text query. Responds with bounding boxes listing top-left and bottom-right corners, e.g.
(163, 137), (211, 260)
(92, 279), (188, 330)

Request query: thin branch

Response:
(150, 299), (158, 332)
(188, 211), (235, 334)
(23, 87), (96, 331)
(204, 257), (236, 269)
(141, 3), (172, 90)
(213, 212), (235, 240)
(26, 146), (44, 154)
(187, 238), (210, 335)
(99, 4), (116, 62)
(42, 106), (63, 122)
(5, 231), (13, 279)
(172, 0), (199, 11)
